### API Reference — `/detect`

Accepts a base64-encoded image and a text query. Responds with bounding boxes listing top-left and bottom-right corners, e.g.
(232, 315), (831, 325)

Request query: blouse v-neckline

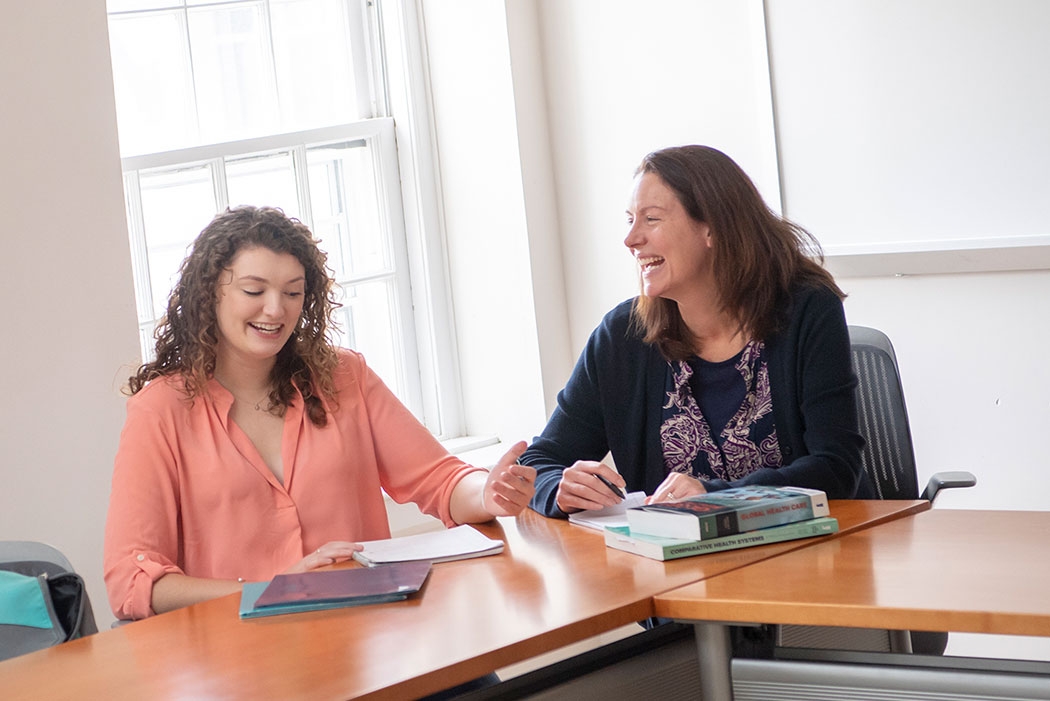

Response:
(210, 379), (304, 492)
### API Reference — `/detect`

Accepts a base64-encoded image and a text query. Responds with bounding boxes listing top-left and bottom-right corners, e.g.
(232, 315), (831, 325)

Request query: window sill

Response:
(442, 434), (505, 466)
(383, 434), (506, 535)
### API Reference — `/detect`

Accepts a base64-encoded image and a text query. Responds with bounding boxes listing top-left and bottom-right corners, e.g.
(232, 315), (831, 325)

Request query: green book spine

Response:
(604, 516), (839, 561)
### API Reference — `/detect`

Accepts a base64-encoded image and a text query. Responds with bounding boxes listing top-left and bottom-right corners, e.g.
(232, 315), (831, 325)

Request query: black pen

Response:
(595, 474), (626, 500)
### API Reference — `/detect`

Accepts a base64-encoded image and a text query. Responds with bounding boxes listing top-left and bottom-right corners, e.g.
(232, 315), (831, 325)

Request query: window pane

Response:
(188, 3), (279, 144)
(270, 0), (367, 126)
(139, 167), (217, 318)
(107, 1), (181, 15)
(226, 152), (301, 218)
(109, 11), (197, 155)
(333, 279), (403, 399)
(307, 140), (388, 279)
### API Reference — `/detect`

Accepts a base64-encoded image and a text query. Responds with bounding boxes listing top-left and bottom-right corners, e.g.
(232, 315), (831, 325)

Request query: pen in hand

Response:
(595, 474), (626, 501)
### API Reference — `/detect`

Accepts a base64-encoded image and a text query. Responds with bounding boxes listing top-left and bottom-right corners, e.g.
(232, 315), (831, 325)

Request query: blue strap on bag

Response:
(0, 570), (67, 659)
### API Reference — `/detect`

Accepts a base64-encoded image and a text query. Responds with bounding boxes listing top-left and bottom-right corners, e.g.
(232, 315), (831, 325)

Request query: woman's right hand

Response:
(555, 460), (627, 514)
(282, 541), (361, 574)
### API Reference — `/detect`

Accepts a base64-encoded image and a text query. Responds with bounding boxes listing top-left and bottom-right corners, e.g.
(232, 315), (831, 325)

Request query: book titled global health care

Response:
(625, 485), (830, 540)
(604, 516), (839, 561)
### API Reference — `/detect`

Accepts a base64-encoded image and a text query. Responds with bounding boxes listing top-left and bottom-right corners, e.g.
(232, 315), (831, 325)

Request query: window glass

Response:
(187, 3), (280, 145)
(107, 1), (179, 15)
(226, 152), (301, 217)
(139, 166), (217, 318)
(108, 1), (437, 428)
(334, 279), (401, 395)
(270, 0), (365, 127)
(108, 11), (197, 155)
(307, 141), (387, 279)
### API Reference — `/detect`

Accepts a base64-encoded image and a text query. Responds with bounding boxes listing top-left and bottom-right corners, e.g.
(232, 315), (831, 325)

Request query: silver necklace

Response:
(233, 389), (272, 411)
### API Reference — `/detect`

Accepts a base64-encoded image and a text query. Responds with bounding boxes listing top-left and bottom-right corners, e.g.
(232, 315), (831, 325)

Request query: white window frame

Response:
(112, 0), (467, 440)
(375, 0), (466, 441)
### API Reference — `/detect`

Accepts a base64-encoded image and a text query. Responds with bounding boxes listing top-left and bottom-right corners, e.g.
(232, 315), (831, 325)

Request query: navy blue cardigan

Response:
(524, 284), (870, 518)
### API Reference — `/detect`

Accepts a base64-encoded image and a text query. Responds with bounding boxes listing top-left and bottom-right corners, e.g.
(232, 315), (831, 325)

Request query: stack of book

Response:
(605, 485), (839, 561)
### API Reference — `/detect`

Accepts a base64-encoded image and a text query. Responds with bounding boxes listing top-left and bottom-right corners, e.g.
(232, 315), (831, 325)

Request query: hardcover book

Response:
(604, 516), (839, 561)
(625, 485), (830, 540)
(238, 561), (432, 619)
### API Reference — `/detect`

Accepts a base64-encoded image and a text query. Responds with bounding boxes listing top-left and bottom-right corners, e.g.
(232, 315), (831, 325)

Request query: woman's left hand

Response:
(483, 440), (536, 516)
(646, 473), (707, 504)
(283, 541), (362, 574)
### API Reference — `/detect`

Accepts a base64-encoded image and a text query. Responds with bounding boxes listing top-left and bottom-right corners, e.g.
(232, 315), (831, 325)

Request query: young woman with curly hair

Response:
(105, 206), (534, 620)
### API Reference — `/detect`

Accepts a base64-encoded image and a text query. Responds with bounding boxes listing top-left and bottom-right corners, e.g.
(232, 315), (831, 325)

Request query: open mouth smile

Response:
(637, 256), (665, 273)
(249, 322), (282, 336)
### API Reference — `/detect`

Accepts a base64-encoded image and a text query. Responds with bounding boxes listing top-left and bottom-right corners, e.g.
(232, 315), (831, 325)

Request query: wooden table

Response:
(654, 508), (1050, 699)
(0, 500), (926, 700)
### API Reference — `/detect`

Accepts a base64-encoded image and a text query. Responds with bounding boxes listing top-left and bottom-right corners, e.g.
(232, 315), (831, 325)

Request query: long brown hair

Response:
(631, 145), (843, 360)
(127, 205), (341, 426)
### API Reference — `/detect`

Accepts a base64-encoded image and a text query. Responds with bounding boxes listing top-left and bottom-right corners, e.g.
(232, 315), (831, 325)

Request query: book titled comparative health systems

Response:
(604, 516), (839, 561)
(625, 485), (830, 540)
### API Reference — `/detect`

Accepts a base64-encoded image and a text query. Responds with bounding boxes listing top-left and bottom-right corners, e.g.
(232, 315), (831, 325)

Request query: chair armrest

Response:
(921, 471), (977, 502)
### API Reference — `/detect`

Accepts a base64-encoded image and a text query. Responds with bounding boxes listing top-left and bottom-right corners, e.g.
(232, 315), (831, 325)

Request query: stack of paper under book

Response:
(605, 485), (839, 561)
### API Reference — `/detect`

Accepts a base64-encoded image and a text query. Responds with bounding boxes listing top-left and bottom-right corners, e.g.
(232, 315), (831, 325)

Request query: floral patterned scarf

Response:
(660, 340), (782, 481)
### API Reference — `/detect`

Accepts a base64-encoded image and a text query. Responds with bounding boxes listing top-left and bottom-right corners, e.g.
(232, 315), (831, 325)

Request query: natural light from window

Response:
(106, 0), (430, 427)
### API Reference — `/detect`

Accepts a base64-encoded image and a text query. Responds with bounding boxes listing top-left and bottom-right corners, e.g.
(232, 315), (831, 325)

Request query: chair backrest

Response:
(775, 327), (946, 658)
(0, 540), (98, 661)
(0, 541), (75, 577)
(848, 326), (920, 500)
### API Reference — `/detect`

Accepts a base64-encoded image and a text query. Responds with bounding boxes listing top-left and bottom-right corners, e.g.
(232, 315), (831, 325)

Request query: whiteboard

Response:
(765, 0), (1050, 274)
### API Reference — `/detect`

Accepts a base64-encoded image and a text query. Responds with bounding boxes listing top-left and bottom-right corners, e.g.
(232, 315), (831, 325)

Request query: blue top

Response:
(523, 283), (870, 518)
(687, 352), (746, 437)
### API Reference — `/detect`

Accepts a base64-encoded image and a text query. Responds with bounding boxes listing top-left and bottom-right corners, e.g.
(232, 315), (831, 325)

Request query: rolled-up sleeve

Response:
(103, 397), (185, 620)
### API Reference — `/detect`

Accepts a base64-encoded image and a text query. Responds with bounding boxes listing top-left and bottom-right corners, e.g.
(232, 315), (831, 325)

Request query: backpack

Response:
(0, 545), (98, 661)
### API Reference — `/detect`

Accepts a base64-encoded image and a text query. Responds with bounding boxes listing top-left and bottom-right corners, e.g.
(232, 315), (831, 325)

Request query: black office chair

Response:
(776, 325), (976, 656)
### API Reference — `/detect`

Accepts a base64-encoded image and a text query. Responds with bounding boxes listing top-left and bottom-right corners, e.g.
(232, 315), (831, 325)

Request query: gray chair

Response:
(849, 326), (976, 504)
(776, 325), (976, 656)
(0, 541), (98, 661)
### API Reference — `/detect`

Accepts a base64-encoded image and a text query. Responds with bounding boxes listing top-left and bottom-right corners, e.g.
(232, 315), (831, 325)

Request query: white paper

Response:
(352, 525), (504, 566)
(567, 492), (647, 532)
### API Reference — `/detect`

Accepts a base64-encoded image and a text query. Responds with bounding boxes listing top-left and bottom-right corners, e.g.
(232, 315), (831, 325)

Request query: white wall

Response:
(420, 0), (553, 441)
(767, 0), (1050, 260)
(0, 1), (139, 630)
(841, 271), (1050, 509)
(536, 0), (780, 349)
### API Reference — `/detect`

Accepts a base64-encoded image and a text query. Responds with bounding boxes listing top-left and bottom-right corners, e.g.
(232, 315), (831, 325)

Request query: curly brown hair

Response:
(127, 205), (341, 426)
(630, 145), (844, 361)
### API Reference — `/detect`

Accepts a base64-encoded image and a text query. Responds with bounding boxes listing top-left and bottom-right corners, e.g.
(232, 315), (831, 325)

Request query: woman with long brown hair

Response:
(525, 146), (869, 517)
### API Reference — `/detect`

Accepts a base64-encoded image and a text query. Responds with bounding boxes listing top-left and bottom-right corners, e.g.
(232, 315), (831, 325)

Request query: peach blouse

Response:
(103, 349), (482, 620)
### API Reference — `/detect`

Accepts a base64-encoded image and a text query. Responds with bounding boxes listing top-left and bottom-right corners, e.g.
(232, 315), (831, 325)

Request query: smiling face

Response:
(214, 245), (306, 372)
(624, 171), (713, 303)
